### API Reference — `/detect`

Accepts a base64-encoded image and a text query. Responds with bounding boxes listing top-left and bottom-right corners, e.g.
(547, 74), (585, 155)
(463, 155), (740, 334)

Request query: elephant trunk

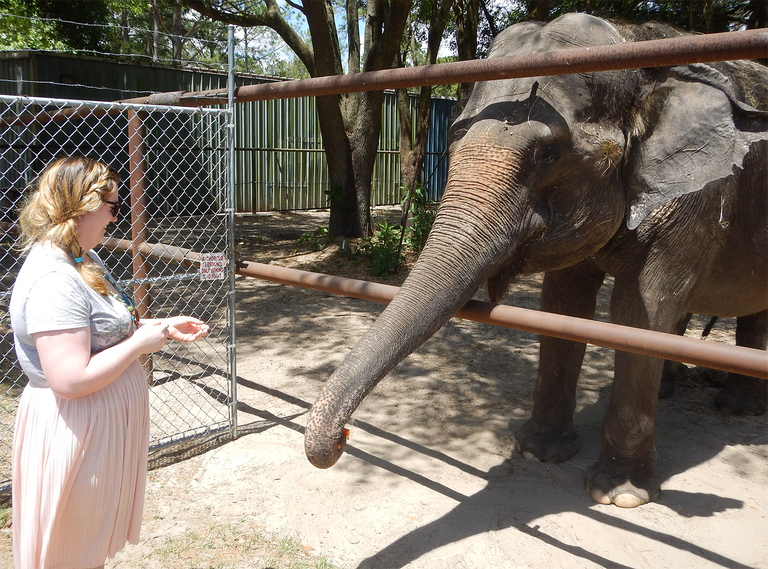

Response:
(305, 146), (537, 468)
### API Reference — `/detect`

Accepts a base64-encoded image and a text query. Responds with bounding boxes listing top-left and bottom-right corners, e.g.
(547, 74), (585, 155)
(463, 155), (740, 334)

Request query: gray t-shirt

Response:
(10, 244), (134, 386)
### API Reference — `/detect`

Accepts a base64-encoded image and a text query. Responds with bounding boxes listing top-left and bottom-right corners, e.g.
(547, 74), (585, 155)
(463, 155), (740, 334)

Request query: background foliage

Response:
(1, 1), (764, 77)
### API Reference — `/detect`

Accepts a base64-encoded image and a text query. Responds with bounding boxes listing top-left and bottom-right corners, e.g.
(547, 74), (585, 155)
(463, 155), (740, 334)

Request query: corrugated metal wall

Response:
(0, 51), (455, 211)
(424, 98), (454, 202)
(236, 95), (328, 212)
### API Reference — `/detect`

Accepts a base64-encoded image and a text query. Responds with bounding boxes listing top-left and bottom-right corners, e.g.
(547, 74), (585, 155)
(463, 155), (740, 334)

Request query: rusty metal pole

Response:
(113, 27), (768, 108)
(94, 235), (768, 380)
(126, 109), (153, 352)
(5, 30), (766, 128)
(233, 261), (768, 380)
(222, 27), (768, 103)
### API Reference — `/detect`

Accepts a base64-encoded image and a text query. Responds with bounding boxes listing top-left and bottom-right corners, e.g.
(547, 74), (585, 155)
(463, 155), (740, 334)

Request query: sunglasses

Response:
(103, 199), (121, 218)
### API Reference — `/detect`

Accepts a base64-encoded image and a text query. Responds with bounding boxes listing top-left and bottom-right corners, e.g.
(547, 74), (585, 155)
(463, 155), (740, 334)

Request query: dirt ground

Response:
(5, 208), (767, 568)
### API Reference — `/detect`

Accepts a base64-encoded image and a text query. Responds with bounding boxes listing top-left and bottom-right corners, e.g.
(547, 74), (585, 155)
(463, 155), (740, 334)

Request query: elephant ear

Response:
(625, 66), (768, 230)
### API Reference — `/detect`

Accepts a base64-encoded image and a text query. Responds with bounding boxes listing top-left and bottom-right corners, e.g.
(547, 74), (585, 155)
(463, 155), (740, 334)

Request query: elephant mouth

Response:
(487, 255), (525, 303)
(485, 207), (549, 302)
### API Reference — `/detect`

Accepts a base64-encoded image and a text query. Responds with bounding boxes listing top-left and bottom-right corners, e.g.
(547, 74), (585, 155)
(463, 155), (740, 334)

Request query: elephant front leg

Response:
(515, 262), (605, 463)
(586, 350), (664, 508)
(585, 272), (689, 508)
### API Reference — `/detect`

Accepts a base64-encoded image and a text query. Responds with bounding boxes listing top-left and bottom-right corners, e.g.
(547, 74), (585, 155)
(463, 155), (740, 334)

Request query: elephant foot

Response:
(714, 374), (767, 416)
(514, 417), (579, 464)
(585, 460), (660, 508)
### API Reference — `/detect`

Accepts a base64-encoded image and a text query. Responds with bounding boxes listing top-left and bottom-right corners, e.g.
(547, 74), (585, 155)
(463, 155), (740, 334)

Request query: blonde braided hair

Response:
(18, 156), (120, 296)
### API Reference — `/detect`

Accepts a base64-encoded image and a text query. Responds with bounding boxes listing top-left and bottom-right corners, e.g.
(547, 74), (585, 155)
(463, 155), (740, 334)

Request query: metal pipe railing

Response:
(96, 237), (768, 379)
(120, 28), (767, 107)
(102, 238), (200, 267)
(233, 261), (768, 380)
(4, 29), (765, 130)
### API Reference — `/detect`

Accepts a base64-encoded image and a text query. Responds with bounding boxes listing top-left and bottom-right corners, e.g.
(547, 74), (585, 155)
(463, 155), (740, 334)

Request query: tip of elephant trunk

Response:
(305, 425), (349, 469)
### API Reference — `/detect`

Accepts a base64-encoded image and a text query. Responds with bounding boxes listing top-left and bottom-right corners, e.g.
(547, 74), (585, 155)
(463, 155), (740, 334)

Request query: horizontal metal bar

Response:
(118, 28), (768, 107)
(119, 273), (203, 287)
(0, 93), (228, 129)
(234, 147), (403, 154)
(102, 238), (201, 267)
(95, 236), (768, 380)
(235, 147), (325, 152)
(234, 260), (768, 380)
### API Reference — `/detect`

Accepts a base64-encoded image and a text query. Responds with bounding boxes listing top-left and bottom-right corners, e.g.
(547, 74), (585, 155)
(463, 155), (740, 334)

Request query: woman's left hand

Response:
(162, 316), (209, 342)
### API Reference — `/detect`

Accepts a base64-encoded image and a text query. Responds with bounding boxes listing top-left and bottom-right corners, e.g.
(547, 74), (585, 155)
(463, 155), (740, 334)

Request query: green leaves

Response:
(401, 183), (435, 254)
(361, 219), (405, 276)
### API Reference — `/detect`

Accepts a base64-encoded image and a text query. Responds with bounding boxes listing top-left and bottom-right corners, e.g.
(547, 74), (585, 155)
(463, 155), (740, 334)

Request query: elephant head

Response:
(304, 13), (768, 469)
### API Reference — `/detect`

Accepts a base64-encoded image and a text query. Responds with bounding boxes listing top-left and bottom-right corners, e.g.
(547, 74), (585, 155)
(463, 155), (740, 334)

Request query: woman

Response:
(9, 156), (209, 568)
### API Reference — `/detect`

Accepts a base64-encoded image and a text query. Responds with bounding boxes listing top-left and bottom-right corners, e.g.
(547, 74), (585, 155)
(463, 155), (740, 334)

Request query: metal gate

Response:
(0, 94), (236, 493)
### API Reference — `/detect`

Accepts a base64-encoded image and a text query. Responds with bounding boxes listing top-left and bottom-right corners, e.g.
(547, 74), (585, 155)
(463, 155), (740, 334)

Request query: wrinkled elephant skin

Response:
(305, 13), (768, 508)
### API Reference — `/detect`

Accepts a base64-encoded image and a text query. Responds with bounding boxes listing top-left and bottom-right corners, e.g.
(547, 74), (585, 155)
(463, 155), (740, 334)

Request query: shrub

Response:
(403, 184), (436, 253)
(295, 225), (332, 253)
(361, 219), (405, 276)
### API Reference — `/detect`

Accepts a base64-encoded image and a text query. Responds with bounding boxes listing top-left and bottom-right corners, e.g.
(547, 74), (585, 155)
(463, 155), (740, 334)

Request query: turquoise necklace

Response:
(103, 269), (140, 327)
(71, 251), (140, 326)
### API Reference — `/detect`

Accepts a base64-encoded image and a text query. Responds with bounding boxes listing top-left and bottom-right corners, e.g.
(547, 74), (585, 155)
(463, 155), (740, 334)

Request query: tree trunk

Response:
(454, 0), (479, 111)
(346, 0), (443, 238)
(399, 0), (453, 201)
(346, 0), (360, 75)
(303, 1), (359, 236)
(349, 91), (388, 237)
(703, 0), (713, 32)
(398, 88), (417, 198)
(341, 0), (411, 237)
(172, 0), (183, 66)
(318, 95), (357, 238)
(121, 10), (130, 50)
(150, 1), (160, 62)
(181, 0), (410, 238)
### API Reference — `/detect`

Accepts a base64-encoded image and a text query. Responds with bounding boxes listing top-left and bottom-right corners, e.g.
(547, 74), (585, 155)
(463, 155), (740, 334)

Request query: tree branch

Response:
(182, 0), (315, 73)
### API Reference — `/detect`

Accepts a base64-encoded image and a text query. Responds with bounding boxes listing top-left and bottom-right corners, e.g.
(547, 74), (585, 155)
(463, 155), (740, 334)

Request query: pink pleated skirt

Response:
(12, 359), (149, 569)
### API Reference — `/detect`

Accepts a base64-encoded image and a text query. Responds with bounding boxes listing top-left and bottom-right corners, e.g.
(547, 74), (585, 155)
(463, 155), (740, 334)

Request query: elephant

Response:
(304, 13), (768, 508)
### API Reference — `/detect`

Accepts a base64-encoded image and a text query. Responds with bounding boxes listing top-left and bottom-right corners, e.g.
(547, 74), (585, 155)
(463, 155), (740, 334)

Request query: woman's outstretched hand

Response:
(162, 316), (209, 342)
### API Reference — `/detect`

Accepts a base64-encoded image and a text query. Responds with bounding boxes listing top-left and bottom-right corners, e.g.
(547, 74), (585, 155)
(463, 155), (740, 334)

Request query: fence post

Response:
(227, 24), (239, 439)
(127, 109), (153, 369)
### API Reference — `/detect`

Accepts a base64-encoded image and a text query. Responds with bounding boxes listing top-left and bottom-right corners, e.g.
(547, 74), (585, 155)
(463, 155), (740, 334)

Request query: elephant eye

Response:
(533, 144), (560, 165)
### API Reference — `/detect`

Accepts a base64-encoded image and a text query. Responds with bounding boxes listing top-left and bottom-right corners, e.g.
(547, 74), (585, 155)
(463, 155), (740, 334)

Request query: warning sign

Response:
(199, 252), (227, 281)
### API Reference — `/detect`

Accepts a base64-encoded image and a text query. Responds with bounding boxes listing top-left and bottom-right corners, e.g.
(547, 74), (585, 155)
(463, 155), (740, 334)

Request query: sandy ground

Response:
(3, 209), (767, 568)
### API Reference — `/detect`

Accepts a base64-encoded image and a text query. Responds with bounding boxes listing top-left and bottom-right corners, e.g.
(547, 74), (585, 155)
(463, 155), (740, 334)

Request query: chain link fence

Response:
(0, 94), (236, 494)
